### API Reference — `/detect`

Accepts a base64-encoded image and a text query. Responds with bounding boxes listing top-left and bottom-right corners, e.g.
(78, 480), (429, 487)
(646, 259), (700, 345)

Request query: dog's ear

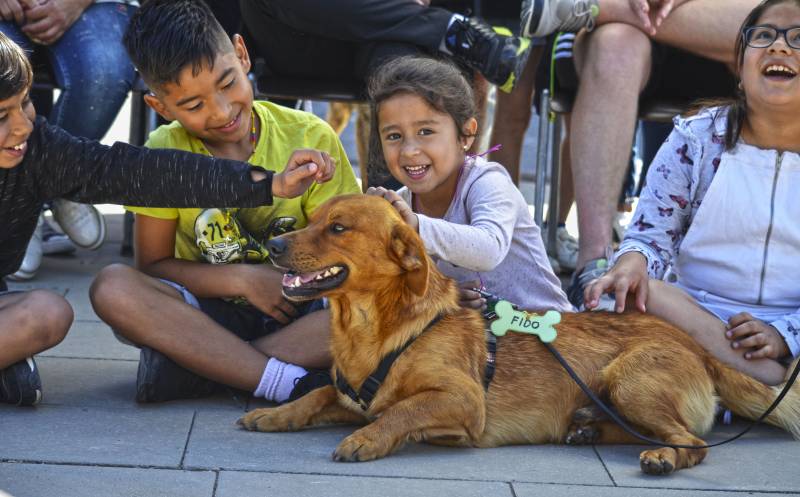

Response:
(390, 222), (429, 296)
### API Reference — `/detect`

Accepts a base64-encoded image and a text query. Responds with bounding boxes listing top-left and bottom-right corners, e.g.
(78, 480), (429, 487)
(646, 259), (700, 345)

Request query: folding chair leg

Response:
(534, 89), (551, 229)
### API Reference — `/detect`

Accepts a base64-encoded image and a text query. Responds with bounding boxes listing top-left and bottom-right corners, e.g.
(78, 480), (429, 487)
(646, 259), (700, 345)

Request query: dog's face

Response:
(266, 194), (429, 300)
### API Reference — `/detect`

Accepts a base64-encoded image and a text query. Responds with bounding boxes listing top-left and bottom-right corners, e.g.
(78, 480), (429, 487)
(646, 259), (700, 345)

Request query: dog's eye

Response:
(330, 223), (347, 234)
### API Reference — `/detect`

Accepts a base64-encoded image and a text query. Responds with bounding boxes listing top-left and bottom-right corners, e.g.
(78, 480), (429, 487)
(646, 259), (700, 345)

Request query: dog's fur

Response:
(239, 195), (800, 474)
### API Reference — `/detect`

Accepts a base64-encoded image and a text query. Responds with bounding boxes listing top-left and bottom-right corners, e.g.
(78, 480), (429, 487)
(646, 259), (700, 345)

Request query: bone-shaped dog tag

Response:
(489, 300), (560, 342)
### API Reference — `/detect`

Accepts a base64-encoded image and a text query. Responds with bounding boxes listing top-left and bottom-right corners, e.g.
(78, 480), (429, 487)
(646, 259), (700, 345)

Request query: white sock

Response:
(440, 13), (466, 55)
(253, 358), (308, 403)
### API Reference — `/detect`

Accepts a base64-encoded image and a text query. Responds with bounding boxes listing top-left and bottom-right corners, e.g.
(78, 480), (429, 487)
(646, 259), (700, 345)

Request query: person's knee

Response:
(90, 264), (140, 318)
(578, 24), (651, 81)
(17, 290), (73, 350)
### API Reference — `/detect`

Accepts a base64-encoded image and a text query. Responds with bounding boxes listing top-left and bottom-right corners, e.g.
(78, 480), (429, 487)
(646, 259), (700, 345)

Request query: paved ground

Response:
(2, 101), (799, 496)
(2, 213), (799, 497)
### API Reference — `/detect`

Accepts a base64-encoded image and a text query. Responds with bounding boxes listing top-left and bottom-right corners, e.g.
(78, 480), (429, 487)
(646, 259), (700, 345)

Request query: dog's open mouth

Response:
(281, 265), (349, 297)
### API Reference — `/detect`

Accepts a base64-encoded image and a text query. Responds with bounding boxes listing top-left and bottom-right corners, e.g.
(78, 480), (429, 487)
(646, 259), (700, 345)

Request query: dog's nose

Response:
(266, 237), (288, 259)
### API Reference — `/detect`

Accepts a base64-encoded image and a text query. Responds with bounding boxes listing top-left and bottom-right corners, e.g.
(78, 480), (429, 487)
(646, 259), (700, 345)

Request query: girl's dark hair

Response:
(366, 56), (476, 186)
(695, 0), (800, 149)
(0, 32), (33, 101)
(123, 0), (232, 89)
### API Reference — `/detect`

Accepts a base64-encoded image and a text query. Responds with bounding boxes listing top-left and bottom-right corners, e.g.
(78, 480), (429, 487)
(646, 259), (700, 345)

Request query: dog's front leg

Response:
(238, 386), (364, 432)
(333, 390), (484, 462)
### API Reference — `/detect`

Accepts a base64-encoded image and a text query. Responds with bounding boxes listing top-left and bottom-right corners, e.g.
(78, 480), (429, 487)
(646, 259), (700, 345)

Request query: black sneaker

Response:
(566, 257), (610, 310)
(521, 0), (599, 39)
(287, 369), (333, 403)
(445, 17), (531, 92)
(136, 347), (220, 403)
(0, 357), (42, 406)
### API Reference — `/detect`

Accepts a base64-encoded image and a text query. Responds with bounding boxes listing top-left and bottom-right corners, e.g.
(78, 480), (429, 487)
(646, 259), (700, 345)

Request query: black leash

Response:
(544, 341), (800, 449)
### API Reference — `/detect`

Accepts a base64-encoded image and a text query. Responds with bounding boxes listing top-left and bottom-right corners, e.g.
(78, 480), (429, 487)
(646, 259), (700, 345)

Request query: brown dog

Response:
(238, 195), (800, 474)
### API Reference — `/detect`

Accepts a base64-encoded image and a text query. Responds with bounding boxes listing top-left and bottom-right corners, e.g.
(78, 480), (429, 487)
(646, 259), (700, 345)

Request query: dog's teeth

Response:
(322, 269), (332, 278)
(330, 267), (340, 275)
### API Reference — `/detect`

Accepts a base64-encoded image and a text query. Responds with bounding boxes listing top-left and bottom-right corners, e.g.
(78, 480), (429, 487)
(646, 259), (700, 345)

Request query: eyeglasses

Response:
(744, 25), (800, 49)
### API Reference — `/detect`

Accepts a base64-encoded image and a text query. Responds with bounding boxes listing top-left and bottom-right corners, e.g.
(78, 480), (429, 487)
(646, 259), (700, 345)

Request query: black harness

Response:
(335, 313), (497, 411)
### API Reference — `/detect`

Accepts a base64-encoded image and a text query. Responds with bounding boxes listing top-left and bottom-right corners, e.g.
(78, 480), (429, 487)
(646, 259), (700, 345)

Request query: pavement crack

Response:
(180, 410), (198, 469)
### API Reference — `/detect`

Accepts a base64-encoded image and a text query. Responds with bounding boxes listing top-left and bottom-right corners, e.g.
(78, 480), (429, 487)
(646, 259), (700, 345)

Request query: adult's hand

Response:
(271, 148), (336, 198)
(22, 0), (92, 45)
(628, 0), (674, 36)
(0, 0), (25, 25)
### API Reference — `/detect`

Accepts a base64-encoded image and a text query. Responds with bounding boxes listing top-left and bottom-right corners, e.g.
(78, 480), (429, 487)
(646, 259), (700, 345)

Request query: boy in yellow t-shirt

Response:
(90, 0), (359, 403)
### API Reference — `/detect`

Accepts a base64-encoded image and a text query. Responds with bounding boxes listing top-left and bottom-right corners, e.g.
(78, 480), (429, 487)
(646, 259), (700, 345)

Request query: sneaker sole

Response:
(498, 36), (532, 93)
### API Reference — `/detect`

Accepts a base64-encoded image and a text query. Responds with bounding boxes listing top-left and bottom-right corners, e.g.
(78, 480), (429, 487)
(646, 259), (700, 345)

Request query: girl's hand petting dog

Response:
(458, 280), (487, 312)
(270, 149), (336, 199)
(726, 313), (790, 360)
(366, 187), (419, 232)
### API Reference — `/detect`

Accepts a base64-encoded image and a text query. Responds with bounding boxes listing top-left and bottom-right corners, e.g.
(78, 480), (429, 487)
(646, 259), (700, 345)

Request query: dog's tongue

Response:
(282, 269), (327, 287)
(299, 269), (326, 283)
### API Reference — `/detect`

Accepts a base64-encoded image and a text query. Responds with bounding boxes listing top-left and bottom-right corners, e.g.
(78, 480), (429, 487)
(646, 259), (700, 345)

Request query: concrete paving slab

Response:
(597, 422), (800, 493)
(0, 405), (192, 467)
(32, 355), (249, 411)
(35, 357), (137, 408)
(0, 463), (215, 497)
(184, 410), (612, 485)
(216, 471), (513, 497)
(40, 321), (138, 361)
(513, 483), (797, 496)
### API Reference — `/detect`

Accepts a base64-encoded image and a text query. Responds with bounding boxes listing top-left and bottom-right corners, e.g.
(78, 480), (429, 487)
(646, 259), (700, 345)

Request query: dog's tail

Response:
(709, 356), (800, 439)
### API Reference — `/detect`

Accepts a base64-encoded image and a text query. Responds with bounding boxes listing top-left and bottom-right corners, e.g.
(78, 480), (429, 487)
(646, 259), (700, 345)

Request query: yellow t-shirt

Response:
(127, 100), (359, 263)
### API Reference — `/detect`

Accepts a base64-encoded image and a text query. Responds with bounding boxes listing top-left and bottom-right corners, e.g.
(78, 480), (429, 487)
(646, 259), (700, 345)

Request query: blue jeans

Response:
(0, 2), (137, 140)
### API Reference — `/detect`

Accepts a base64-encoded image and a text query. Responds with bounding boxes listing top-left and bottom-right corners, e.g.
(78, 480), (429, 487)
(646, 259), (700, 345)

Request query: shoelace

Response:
(562, 0), (597, 33)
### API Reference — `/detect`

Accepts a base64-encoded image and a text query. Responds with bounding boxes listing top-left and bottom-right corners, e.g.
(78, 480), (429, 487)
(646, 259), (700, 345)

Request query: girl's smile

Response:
(741, 4), (800, 108)
(378, 93), (475, 206)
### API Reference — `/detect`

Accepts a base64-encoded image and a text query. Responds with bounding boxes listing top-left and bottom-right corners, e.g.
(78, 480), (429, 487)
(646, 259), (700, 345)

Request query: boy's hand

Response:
(271, 149), (336, 198)
(240, 265), (299, 324)
(458, 280), (486, 311)
(584, 252), (649, 313)
(726, 313), (790, 360)
(628, 0), (674, 36)
(366, 186), (419, 232)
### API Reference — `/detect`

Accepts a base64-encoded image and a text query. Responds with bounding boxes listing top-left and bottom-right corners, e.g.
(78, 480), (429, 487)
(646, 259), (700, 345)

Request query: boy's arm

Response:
(31, 121), (333, 207)
(134, 213), (300, 324)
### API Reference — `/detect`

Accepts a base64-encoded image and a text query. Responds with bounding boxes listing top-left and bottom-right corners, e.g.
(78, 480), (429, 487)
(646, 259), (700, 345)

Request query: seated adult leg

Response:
(569, 23), (651, 290)
(46, 3), (139, 250)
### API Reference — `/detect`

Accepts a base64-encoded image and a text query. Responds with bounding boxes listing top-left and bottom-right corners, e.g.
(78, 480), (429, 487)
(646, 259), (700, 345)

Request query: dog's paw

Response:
(237, 407), (300, 432)
(639, 448), (676, 475)
(565, 423), (600, 445)
(332, 432), (389, 462)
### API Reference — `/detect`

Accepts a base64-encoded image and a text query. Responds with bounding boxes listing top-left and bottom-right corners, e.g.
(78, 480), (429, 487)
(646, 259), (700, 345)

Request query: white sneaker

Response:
(8, 215), (44, 281)
(41, 219), (76, 255)
(548, 254), (562, 274)
(556, 226), (578, 272)
(51, 199), (106, 250)
(521, 0), (599, 39)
